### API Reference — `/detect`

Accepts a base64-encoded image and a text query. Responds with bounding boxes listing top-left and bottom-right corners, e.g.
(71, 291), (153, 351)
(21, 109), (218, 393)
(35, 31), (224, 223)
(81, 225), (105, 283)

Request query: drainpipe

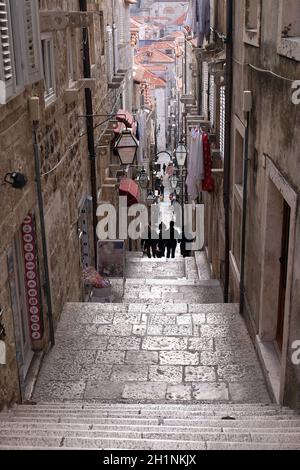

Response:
(79, 0), (98, 268)
(240, 93), (252, 315)
(223, 0), (233, 303)
(32, 124), (55, 346)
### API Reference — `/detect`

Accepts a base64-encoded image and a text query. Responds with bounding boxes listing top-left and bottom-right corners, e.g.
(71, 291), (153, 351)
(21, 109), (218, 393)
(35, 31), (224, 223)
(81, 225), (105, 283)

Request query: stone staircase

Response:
(1, 252), (300, 450)
(0, 403), (300, 449)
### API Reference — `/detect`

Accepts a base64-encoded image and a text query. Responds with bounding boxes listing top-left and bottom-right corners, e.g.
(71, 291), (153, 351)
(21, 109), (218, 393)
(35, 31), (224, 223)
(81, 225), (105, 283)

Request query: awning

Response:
(119, 178), (140, 207)
(114, 109), (136, 136)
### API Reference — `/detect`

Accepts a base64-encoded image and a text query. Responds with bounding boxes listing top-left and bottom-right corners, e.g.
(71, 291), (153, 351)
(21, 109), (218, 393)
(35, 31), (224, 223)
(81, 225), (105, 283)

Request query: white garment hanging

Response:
(186, 127), (204, 200)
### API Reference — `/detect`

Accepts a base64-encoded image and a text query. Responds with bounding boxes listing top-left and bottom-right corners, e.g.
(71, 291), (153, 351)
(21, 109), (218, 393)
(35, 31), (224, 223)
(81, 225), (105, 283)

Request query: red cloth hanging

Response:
(202, 132), (215, 193)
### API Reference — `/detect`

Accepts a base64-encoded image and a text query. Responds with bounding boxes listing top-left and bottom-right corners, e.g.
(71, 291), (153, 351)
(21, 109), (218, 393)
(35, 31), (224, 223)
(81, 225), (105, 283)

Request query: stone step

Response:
(2, 409), (298, 418)
(1, 423), (300, 433)
(1, 443), (300, 450)
(9, 402), (284, 411)
(1, 419), (300, 429)
(0, 436), (206, 450)
(1, 429), (300, 444)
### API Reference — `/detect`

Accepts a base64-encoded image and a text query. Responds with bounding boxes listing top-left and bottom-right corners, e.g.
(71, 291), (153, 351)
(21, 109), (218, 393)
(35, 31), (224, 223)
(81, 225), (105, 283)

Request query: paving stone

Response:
(201, 350), (258, 366)
(217, 364), (265, 383)
(107, 337), (142, 350)
(176, 315), (192, 326)
(122, 382), (167, 400)
(191, 313), (206, 325)
(84, 382), (124, 400)
(110, 365), (148, 382)
(113, 313), (141, 325)
(149, 314), (177, 326)
(146, 325), (163, 335)
(125, 351), (158, 365)
(229, 383), (271, 403)
(159, 351), (199, 365)
(192, 382), (229, 401)
(95, 351), (125, 365)
(142, 337), (187, 351)
(184, 366), (216, 382)
(166, 384), (192, 401)
(148, 366), (183, 383)
(132, 325), (147, 336)
(96, 324), (133, 336)
(33, 381), (86, 401)
(80, 364), (112, 382)
(129, 303), (188, 314)
(163, 325), (193, 336)
(187, 338), (214, 352)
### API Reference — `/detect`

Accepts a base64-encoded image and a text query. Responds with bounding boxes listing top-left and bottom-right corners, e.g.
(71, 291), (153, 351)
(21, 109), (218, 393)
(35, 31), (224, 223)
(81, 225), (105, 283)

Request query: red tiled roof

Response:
(135, 48), (174, 64)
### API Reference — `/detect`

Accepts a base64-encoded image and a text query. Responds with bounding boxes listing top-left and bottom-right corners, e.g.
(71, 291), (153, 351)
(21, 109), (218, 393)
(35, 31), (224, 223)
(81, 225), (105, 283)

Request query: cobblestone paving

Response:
(33, 299), (270, 404)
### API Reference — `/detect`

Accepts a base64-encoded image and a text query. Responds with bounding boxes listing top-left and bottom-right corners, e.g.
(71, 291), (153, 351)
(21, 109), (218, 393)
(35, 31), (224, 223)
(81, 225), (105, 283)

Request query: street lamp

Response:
(175, 142), (187, 167)
(137, 169), (149, 189)
(114, 129), (139, 166)
(169, 174), (179, 191)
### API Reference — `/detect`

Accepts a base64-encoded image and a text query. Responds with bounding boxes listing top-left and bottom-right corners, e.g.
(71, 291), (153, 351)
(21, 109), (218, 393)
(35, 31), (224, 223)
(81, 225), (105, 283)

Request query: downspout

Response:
(32, 123), (55, 346)
(223, 0), (233, 303)
(79, 0), (98, 268)
(240, 111), (250, 315)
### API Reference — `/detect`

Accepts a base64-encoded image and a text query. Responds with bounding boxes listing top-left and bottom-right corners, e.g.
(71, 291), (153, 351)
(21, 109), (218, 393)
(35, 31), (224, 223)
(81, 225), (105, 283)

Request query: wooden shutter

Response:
(24, 0), (42, 84)
(220, 86), (226, 159)
(0, 0), (14, 103)
(202, 61), (209, 119)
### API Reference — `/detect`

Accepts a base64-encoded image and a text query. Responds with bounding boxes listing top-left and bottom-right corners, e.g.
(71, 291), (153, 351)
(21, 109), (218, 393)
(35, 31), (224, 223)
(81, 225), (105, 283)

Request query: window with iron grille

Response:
(209, 75), (215, 129)
(202, 61), (209, 118)
(219, 86), (226, 159)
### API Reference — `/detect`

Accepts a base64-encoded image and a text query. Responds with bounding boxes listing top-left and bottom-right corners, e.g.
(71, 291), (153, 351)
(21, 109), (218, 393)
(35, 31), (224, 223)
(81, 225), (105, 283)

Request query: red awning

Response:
(119, 178), (140, 207)
(116, 109), (134, 128)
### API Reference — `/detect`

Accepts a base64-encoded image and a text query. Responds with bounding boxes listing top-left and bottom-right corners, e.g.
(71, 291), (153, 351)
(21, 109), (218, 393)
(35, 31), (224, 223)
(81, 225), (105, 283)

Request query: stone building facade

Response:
(0, 0), (134, 408)
(187, 0), (300, 409)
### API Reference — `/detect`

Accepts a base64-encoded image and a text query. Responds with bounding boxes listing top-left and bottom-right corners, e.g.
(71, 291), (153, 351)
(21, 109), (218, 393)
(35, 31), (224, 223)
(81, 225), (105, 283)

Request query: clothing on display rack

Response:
(202, 131), (214, 193)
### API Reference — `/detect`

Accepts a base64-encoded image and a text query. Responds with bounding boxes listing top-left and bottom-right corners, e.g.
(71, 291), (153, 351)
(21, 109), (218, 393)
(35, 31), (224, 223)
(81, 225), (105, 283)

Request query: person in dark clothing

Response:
(157, 223), (167, 258)
(180, 231), (195, 258)
(142, 225), (157, 258)
(166, 221), (180, 259)
(163, 164), (166, 174)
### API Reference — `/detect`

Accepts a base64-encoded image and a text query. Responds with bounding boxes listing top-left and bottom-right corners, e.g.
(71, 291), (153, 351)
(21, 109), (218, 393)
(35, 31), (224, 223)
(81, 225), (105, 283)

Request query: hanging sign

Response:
(21, 214), (42, 341)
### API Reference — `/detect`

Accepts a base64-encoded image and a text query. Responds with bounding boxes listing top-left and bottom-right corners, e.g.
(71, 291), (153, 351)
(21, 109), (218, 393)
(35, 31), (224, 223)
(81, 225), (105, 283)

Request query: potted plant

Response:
(82, 267), (111, 298)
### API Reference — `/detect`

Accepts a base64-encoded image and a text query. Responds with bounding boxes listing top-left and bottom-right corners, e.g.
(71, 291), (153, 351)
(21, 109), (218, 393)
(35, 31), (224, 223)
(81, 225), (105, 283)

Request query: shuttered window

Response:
(0, 0), (42, 104)
(0, 0), (14, 102)
(220, 86), (226, 159)
(209, 74), (215, 129)
(202, 61), (209, 118)
(24, 0), (42, 84)
(113, 23), (119, 73)
(106, 25), (113, 81)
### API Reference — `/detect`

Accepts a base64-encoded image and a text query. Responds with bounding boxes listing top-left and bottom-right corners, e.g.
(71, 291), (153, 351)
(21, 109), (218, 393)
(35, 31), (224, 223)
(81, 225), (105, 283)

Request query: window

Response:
(67, 28), (78, 86)
(202, 61), (209, 118)
(209, 75), (216, 129)
(41, 34), (56, 103)
(243, 0), (261, 47)
(88, 20), (96, 67)
(277, 0), (300, 61)
(99, 11), (105, 56)
(219, 86), (225, 159)
(106, 25), (113, 81)
(0, 0), (42, 104)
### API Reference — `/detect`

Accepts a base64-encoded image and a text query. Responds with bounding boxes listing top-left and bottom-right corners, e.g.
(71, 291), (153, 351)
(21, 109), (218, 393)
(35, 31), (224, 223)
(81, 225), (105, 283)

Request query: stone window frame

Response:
(243, 0), (262, 48)
(41, 32), (56, 106)
(277, 0), (300, 62)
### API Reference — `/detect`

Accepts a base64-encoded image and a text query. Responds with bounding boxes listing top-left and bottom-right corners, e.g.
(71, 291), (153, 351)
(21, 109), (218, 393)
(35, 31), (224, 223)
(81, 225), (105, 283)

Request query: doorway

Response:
(276, 200), (291, 352)
(258, 158), (297, 403)
(8, 231), (34, 383)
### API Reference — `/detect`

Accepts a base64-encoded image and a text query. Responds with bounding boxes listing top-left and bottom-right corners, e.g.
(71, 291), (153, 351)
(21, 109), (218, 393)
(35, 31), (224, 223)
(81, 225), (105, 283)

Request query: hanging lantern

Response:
(114, 130), (139, 166)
